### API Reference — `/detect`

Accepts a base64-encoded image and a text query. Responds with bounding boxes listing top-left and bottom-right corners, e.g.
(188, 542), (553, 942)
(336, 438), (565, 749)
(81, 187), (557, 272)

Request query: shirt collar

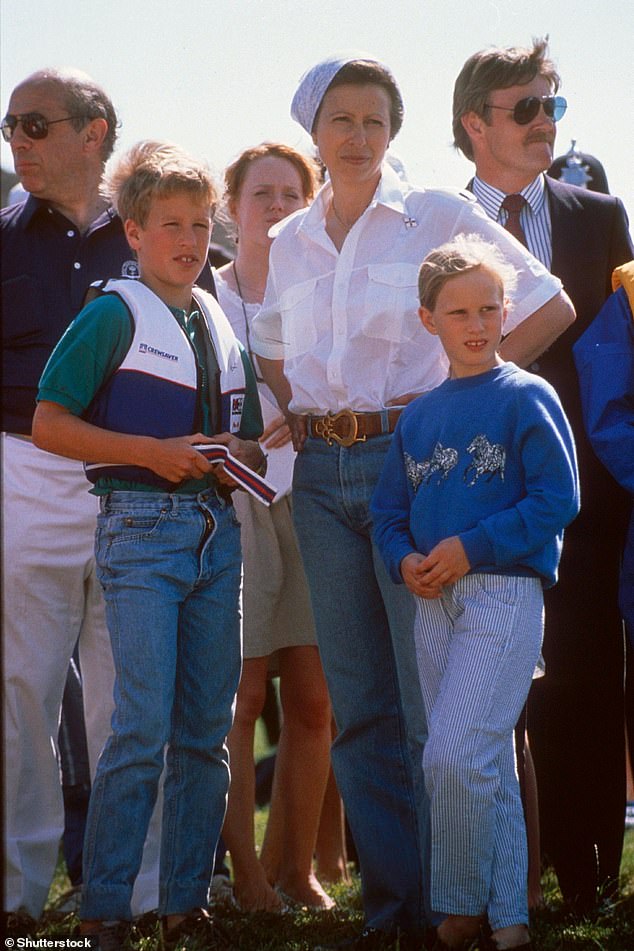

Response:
(373, 160), (410, 214)
(17, 194), (118, 233)
(296, 160), (409, 237)
(472, 173), (546, 220)
(12, 194), (44, 230)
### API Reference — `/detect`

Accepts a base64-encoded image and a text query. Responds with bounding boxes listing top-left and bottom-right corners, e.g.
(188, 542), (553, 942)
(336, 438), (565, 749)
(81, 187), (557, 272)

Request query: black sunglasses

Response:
(0, 112), (88, 142)
(484, 95), (567, 126)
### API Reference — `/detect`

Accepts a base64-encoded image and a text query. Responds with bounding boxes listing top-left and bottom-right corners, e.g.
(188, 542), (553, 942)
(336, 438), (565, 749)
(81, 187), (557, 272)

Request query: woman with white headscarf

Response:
(251, 52), (574, 949)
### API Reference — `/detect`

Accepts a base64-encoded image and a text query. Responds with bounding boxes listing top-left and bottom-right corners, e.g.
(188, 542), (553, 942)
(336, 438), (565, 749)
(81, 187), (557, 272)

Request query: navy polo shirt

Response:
(1, 196), (136, 434)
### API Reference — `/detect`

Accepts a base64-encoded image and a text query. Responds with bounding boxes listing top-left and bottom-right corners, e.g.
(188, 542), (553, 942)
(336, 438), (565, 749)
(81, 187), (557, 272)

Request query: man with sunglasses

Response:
(453, 38), (633, 915)
(1, 68), (154, 926)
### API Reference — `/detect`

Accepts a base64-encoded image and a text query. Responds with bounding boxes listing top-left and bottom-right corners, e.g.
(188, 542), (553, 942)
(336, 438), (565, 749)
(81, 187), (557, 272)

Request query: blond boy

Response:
(33, 141), (263, 948)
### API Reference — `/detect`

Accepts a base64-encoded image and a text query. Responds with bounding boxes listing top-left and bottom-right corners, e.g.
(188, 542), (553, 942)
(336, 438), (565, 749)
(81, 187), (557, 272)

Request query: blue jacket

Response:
(573, 285), (634, 497)
(574, 277), (634, 637)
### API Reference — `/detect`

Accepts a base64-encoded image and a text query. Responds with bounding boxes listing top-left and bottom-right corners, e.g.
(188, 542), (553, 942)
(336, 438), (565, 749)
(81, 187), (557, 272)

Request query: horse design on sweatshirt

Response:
(405, 442), (458, 491)
(463, 434), (506, 486)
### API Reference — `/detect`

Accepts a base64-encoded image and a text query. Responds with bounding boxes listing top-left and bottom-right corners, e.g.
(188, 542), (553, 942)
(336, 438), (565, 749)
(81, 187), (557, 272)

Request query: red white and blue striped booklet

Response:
(193, 444), (276, 506)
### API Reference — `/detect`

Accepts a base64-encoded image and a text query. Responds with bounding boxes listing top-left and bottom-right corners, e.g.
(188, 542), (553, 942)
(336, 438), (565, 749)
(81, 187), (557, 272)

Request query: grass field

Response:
(8, 824), (633, 949)
(8, 719), (634, 949)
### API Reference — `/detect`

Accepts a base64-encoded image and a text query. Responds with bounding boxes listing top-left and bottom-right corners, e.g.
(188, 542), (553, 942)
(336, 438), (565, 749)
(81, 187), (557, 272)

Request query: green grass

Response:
(8, 712), (634, 950)
(8, 830), (634, 949)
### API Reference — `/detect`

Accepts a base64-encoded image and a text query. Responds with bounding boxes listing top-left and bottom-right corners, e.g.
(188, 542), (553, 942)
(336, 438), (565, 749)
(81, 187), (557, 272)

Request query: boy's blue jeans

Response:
(80, 489), (242, 921)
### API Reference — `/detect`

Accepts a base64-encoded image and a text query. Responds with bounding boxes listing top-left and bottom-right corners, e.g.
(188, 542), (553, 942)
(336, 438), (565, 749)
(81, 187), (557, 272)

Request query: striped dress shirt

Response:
(472, 174), (553, 269)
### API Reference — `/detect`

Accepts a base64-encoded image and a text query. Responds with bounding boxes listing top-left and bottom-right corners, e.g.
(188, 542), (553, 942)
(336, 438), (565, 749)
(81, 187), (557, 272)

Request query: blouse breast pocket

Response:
(363, 263), (421, 344)
(279, 278), (318, 359)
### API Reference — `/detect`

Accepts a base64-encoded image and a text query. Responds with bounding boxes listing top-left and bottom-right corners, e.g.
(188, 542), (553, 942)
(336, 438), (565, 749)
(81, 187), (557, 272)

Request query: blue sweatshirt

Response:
(371, 363), (580, 589)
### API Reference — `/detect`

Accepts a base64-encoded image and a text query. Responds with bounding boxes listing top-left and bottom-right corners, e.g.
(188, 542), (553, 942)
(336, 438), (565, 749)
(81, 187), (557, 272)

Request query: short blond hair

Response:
(102, 140), (218, 226)
(418, 234), (518, 311)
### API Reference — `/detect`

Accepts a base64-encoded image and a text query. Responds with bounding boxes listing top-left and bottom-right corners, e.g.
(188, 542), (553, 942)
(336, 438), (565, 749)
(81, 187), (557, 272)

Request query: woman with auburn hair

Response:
(214, 142), (344, 912)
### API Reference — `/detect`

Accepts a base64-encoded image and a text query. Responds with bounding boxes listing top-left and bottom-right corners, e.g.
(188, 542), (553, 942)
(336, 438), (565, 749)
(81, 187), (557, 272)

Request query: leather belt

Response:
(308, 408), (402, 447)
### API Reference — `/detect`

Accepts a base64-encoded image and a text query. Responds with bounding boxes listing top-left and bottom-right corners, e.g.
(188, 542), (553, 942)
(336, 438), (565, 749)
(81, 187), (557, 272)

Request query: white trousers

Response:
(2, 435), (160, 918)
(415, 573), (543, 931)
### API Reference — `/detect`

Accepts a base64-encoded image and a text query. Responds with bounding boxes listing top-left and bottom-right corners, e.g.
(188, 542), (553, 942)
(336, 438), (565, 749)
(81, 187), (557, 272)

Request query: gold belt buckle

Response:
(313, 409), (366, 447)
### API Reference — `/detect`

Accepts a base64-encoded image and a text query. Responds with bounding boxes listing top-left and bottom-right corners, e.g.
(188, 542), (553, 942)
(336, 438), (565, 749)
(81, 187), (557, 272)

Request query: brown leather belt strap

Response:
(307, 408), (402, 447)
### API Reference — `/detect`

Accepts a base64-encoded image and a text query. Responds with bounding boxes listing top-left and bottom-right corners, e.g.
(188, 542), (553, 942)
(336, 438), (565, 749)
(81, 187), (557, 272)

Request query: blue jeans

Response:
(81, 489), (242, 921)
(292, 436), (428, 933)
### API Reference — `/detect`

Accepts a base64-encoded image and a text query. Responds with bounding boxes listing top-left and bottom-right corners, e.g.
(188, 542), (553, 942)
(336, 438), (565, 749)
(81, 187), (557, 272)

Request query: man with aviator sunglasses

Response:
(483, 92), (566, 126)
(1, 112), (96, 140)
(453, 38), (633, 915)
(0, 68), (161, 926)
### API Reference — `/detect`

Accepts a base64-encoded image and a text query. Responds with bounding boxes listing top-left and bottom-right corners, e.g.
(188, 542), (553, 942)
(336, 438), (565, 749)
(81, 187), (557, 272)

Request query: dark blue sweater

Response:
(371, 363), (580, 589)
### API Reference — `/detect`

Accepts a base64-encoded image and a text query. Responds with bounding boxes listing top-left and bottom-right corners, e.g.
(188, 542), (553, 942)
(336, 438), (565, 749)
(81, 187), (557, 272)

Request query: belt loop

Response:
(380, 409), (390, 434)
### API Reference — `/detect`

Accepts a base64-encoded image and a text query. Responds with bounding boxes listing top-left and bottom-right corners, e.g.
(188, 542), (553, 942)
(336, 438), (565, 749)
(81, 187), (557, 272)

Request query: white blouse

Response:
(252, 163), (563, 416)
(214, 269), (295, 498)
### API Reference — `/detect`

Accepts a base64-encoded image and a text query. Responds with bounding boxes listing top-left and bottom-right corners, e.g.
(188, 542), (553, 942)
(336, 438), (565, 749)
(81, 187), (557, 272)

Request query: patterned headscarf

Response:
(291, 50), (385, 134)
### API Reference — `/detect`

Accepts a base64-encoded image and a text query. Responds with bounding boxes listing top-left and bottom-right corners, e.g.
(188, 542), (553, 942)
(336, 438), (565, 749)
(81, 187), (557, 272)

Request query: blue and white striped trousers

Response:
(415, 573), (544, 930)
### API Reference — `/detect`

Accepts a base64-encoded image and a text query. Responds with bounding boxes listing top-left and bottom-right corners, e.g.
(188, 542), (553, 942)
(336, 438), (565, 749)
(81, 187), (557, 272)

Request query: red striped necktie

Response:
(501, 193), (528, 247)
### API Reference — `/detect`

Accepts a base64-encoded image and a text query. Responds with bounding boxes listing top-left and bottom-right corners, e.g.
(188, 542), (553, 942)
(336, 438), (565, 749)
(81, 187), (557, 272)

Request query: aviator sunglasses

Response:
(1, 112), (89, 142)
(484, 95), (567, 125)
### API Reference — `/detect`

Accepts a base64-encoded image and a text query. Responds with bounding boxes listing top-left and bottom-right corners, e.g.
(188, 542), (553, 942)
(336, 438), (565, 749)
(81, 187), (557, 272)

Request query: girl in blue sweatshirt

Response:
(372, 235), (579, 951)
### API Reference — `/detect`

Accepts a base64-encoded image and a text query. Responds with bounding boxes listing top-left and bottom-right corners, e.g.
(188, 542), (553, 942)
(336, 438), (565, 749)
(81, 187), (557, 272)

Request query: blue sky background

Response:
(2, 0), (633, 223)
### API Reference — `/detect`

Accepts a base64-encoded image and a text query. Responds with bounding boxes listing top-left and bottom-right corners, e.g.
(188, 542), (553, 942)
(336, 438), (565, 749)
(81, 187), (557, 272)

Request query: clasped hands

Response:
(400, 537), (470, 599)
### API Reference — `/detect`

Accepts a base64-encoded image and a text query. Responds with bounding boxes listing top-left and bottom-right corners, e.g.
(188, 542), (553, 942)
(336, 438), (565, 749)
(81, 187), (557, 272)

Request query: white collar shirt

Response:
(472, 173), (553, 269)
(252, 164), (562, 415)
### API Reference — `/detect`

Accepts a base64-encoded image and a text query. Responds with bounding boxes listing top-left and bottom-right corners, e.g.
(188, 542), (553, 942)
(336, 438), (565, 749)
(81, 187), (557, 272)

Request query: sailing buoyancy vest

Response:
(84, 279), (246, 487)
